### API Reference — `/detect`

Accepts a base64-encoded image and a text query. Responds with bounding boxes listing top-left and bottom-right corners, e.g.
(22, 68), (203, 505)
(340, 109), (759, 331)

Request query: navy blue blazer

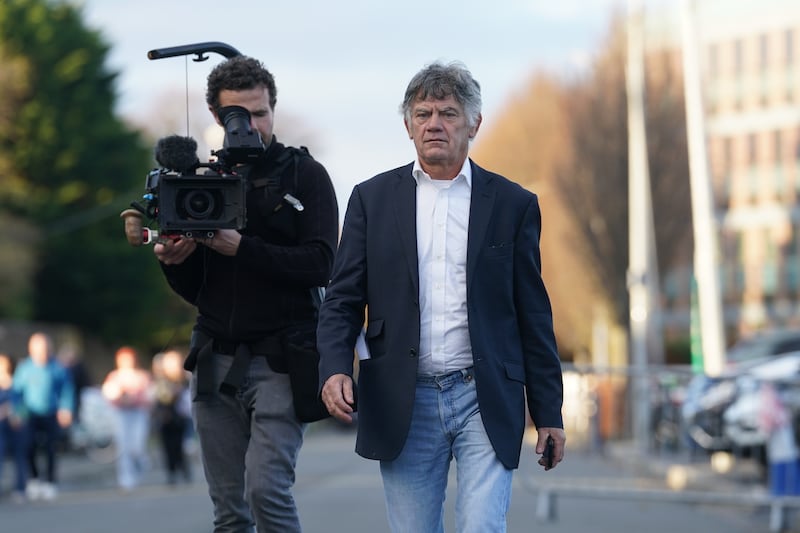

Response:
(317, 160), (563, 469)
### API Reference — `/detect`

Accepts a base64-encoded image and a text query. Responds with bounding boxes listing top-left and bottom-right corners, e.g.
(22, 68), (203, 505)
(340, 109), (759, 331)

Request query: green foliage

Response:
(34, 219), (193, 346)
(0, 0), (137, 219)
(0, 0), (195, 344)
(0, 212), (39, 318)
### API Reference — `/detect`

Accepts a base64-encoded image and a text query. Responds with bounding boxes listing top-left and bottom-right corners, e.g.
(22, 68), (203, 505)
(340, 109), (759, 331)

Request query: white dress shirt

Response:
(413, 158), (473, 376)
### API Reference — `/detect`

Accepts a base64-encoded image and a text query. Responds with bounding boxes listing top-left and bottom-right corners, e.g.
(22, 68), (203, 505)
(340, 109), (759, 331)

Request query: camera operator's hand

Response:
(198, 229), (241, 256)
(154, 236), (197, 265)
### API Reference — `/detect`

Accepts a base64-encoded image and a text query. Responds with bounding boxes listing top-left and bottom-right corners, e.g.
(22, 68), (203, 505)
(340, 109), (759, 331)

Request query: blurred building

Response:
(649, 0), (800, 339)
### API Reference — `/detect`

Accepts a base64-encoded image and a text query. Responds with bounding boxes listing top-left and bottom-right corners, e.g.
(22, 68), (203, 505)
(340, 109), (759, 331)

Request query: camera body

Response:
(143, 167), (247, 239)
(126, 105), (265, 243)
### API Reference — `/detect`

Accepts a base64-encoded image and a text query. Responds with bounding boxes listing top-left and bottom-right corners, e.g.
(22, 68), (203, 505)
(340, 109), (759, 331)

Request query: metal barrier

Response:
(553, 363), (800, 532)
(523, 476), (800, 533)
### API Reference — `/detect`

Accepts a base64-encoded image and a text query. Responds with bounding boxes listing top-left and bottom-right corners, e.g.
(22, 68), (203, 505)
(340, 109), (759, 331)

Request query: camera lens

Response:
(182, 190), (215, 219)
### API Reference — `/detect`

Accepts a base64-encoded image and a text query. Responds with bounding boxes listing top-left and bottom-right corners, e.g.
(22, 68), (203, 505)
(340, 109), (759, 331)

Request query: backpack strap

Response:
(250, 146), (311, 214)
(249, 147), (324, 311)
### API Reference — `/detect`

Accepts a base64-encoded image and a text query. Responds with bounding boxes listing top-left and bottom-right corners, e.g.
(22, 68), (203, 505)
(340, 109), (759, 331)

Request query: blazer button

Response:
(409, 349), (417, 358)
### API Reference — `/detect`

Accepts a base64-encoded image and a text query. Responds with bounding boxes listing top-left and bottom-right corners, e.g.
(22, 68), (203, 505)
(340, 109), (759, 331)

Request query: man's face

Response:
(213, 86), (275, 143)
(28, 334), (50, 366)
(404, 94), (480, 176)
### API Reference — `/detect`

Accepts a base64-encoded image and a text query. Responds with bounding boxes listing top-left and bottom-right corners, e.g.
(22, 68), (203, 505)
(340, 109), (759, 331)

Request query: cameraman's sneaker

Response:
(25, 479), (42, 500)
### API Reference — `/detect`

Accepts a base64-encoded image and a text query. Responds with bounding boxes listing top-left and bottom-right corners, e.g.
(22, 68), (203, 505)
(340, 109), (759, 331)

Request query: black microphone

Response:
(154, 135), (200, 173)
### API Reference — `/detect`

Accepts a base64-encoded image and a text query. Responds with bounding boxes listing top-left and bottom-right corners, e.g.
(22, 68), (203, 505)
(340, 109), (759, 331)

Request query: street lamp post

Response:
(626, 0), (658, 453)
(680, 0), (727, 376)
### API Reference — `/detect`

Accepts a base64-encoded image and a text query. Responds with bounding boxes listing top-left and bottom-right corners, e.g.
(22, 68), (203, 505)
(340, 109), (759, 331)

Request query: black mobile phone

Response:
(542, 436), (555, 468)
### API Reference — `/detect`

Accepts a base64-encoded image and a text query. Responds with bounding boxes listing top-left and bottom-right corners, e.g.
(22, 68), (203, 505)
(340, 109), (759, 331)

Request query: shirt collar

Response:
(412, 158), (472, 188)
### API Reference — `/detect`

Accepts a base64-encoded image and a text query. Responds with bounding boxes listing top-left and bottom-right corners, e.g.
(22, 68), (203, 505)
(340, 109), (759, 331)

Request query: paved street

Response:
(0, 422), (790, 532)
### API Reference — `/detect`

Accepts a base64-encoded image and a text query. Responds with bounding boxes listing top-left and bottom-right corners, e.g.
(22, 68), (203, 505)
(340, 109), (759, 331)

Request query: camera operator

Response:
(154, 56), (338, 532)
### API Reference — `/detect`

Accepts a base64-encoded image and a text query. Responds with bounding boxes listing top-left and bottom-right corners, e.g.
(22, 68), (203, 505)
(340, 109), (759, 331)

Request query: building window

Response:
(776, 167), (786, 199)
(735, 39), (744, 75)
(734, 38), (744, 110)
(749, 133), (758, 166)
(789, 226), (800, 293)
(720, 137), (733, 199)
(789, 30), (796, 103)
(765, 232), (779, 296)
(760, 33), (769, 71)
(794, 131), (800, 162)
(787, 257), (800, 293)
(709, 43), (718, 77)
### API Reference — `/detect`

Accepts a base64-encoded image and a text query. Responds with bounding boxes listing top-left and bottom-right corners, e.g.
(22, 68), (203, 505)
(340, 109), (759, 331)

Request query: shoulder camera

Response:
(122, 105), (265, 245)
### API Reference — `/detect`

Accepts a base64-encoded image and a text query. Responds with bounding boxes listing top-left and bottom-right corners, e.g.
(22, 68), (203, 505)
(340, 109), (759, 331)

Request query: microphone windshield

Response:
(155, 135), (200, 172)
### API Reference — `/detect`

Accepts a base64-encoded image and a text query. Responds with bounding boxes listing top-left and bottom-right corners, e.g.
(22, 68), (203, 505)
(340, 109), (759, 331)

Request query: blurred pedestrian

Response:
(0, 351), (26, 502)
(12, 332), (74, 501)
(57, 343), (92, 426)
(318, 61), (565, 532)
(101, 346), (152, 491)
(760, 381), (800, 495)
(151, 349), (192, 485)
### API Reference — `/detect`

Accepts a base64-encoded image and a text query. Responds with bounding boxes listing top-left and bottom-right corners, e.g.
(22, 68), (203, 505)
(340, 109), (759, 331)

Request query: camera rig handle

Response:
(147, 41), (242, 61)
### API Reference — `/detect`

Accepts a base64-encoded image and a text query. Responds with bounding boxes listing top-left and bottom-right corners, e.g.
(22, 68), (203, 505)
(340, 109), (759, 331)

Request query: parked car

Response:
(682, 372), (739, 451)
(725, 329), (800, 368)
(682, 329), (800, 454)
(723, 352), (800, 452)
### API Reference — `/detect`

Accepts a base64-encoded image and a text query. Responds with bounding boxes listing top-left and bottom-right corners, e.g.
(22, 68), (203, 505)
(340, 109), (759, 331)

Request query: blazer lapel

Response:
(467, 161), (496, 288)
(392, 165), (420, 297)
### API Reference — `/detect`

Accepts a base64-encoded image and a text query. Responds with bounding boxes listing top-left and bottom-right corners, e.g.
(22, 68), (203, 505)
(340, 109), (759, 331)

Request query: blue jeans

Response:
(112, 407), (150, 489)
(0, 418), (26, 493)
(191, 351), (305, 533)
(380, 367), (513, 533)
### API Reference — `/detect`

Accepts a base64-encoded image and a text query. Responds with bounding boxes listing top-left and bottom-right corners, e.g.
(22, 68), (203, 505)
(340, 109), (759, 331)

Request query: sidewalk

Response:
(604, 440), (766, 493)
(3, 427), (767, 498)
(0, 437), (204, 499)
(1, 419), (349, 498)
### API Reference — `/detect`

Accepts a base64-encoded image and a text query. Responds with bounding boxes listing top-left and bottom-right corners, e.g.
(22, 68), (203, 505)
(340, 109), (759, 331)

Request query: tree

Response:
(471, 75), (607, 358)
(472, 17), (692, 360)
(0, 0), (192, 345)
(555, 18), (692, 329)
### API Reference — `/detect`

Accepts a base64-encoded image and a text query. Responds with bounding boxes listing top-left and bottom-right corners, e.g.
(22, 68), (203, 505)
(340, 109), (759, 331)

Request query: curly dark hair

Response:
(205, 56), (277, 111)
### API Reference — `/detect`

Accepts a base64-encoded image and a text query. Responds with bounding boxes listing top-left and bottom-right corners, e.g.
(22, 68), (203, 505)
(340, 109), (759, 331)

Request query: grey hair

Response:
(400, 61), (482, 128)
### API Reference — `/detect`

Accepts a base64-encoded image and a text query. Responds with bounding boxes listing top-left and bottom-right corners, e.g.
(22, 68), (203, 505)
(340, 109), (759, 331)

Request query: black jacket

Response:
(161, 137), (339, 342)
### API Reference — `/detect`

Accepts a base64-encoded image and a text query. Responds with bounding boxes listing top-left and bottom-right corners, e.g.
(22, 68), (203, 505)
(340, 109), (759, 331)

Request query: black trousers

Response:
(25, 413), (59, 483)
(159, 417), (190, 482)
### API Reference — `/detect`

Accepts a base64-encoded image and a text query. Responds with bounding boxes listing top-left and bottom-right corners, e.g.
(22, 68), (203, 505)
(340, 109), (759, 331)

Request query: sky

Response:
(80, 0), (631, 212)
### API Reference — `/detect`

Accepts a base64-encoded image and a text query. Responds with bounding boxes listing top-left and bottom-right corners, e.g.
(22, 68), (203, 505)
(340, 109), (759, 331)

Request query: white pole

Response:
(680, 0), (727, 376)
(626, 0), (653, 452)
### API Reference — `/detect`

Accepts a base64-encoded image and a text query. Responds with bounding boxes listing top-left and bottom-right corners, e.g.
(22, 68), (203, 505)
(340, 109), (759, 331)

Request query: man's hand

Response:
(198, 229), (241, 256)
(321, 374), (356, 424)
(154, 236), (197, 265)
(536, 427), (566, 471)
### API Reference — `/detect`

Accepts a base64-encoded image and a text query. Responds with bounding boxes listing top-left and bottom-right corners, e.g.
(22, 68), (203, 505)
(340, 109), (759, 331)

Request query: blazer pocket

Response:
(503, 361), (525, 384)
(365, 319), (385, 358)
(485, 242), (514, 259)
